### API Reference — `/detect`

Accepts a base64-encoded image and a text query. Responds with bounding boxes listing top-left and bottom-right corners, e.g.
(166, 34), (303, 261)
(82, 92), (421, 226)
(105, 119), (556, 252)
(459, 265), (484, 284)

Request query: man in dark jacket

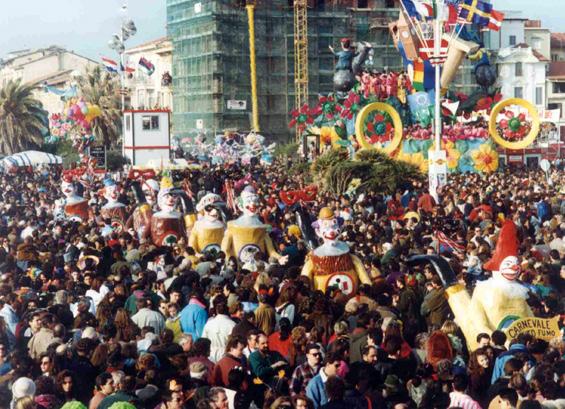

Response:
(420, 276), (450, 330)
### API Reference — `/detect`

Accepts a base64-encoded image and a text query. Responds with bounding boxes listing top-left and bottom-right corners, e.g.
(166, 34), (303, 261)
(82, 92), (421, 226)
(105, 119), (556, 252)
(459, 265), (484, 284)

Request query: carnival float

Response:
(289, 0), (541, 180)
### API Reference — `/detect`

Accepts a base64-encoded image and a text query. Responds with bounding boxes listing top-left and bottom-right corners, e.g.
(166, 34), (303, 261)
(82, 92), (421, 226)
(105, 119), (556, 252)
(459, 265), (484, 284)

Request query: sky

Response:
(0, 0), (166, 61)
(0, 0), (562, 62)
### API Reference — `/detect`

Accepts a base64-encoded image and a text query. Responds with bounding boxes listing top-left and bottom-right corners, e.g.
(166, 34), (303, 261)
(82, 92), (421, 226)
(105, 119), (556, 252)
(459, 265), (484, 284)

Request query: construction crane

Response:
(293, 0), (309, 142)
(244, 0), (308, 140)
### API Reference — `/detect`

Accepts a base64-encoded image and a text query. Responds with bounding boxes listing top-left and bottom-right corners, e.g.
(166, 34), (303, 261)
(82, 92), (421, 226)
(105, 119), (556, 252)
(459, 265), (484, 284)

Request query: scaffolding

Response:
(294, 0), (309, 142)
(166, 0), (402, 141)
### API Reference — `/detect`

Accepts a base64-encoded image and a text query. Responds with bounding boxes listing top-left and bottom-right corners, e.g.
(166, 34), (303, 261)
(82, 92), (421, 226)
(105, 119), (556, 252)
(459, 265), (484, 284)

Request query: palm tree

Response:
(0, 80), (49, 154)
(77, 65), (122, 148)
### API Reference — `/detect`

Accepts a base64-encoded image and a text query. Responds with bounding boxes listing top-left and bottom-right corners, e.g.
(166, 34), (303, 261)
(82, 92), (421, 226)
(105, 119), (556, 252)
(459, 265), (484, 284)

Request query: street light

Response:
(108, 4), (137, 112)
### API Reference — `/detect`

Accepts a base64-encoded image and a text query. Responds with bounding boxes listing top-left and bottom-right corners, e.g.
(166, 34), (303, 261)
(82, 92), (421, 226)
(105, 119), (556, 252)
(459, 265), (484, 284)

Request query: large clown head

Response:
(61, 176), (77, 200)
(314, 207), (341, 246)
(484, 220), (521, 282)
(157, 177), (178, 213)
(142, 179), (160, 206)
(238, 186), (259, 217)
(103, 178), (120, 205)
(197, 193), (223, 223)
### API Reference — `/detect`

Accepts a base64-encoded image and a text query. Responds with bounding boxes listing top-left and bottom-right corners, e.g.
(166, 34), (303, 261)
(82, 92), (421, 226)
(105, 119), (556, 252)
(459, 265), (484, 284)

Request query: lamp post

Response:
(108, 2), (137, 155)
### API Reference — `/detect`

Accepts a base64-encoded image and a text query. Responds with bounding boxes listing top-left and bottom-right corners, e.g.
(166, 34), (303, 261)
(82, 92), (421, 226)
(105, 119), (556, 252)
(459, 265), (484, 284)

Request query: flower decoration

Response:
(497, 109), (531, 141)
(364, 111), (396, 145)
(311, 94), (340, 120)
(474, 93), (502, 115)
(289, 104), (314, 134)
(471, 143), (498, 173)
(339, 92), (362, 120)
(444, 141), (461, 170)
(396, 151), (428, 173)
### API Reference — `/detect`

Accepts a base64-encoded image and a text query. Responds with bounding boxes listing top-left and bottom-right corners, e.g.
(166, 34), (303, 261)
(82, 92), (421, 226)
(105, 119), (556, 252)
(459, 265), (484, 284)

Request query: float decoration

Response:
(188, 193), (226, 255)
(489, 98), (541, 150)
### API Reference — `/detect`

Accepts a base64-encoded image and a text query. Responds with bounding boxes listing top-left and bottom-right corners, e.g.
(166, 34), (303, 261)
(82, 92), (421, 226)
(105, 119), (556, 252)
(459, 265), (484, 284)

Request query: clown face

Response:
(104, 184), (120, 204)
(239, 191), (259, 217)
(204, 205), (220, 223)
(316, 216), (341, 245)
(158, 190), (178, 213)
(61, 180), (76, 199)
(497, 256), (521, 281)
(142, 181), (158, 206)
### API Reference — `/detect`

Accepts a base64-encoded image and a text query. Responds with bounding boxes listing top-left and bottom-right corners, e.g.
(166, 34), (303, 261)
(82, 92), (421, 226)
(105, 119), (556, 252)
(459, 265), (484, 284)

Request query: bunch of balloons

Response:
(47, 98), (102, 154)
(66, 99), (102, 132)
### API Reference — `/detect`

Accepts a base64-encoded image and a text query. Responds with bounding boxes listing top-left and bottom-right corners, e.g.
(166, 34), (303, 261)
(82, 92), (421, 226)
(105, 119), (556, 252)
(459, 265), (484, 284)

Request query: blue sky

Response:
(0, 0), (166, 61)
(0, 0), (562, 61)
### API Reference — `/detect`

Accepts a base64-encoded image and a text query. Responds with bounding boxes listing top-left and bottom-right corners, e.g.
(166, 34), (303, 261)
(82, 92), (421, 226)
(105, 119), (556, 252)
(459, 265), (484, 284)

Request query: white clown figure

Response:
(301, 207), (371, 295)
(100, 178), (126, 227)
(55, 173), (89, 222)
(221, 186), (286, 264)
(188, 193), (226, 255)
(151, 177), (185, 247)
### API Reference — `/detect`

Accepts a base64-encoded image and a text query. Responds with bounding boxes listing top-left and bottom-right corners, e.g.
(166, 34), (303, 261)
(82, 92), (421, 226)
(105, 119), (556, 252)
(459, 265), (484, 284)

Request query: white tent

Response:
(1, 150), (62, 168)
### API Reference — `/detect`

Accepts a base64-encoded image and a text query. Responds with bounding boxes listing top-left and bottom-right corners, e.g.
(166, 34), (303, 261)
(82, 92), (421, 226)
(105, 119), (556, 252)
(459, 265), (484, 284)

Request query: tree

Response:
(0, 80), (49, 154)
(77, 65), (122, 148)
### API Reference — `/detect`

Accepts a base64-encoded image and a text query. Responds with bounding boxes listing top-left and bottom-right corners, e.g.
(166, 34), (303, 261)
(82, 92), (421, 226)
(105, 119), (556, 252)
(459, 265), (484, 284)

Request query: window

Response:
(509, 35), (516, 46)
(358, 0), (369, 7)
(142, 115), (160, 131)
(125, 115), (131, 131)
(514, 87), (523, 98)
(553, 82), (565, 94)
(536, 87), (543, 105)
(515, 62), (522, 77)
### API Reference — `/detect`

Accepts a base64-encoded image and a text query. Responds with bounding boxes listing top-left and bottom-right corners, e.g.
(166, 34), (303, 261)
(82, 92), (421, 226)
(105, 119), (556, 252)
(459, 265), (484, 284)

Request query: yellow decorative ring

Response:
(355, 102), (403, 155)
(488, 98), (540, 150)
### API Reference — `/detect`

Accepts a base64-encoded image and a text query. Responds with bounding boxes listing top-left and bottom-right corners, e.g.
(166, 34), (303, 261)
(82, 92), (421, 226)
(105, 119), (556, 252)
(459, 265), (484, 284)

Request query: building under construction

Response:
(166, 0), (400, 141)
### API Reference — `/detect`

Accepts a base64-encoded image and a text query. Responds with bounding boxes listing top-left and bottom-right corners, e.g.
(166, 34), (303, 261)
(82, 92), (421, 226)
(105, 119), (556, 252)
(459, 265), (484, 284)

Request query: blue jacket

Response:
(306, 372), (329, 409)
(491, 343), (529, 384)
(179, 299), (208, 340)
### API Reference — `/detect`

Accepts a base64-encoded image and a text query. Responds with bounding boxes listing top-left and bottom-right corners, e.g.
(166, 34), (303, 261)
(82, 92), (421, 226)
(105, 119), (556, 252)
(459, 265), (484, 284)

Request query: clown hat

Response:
(318, 207), (334, 220)
(196, 193), (223, 212)
(160, 176), (174, 191)
(484, 220), (519, 271)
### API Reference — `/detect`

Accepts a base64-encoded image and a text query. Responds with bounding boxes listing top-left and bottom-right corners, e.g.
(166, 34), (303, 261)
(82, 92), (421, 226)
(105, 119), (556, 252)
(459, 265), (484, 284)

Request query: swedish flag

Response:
(458, 0), (493, 27)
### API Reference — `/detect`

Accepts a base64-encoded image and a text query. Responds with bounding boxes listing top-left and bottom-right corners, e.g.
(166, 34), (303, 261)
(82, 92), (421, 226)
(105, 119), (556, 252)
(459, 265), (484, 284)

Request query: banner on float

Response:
(505, 316), (560, 341)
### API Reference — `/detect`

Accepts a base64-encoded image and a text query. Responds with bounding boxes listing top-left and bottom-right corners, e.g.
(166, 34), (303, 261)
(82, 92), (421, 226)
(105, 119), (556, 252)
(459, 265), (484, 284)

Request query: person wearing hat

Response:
(11, 377), (36, 409)
(301, 207), (370, 296)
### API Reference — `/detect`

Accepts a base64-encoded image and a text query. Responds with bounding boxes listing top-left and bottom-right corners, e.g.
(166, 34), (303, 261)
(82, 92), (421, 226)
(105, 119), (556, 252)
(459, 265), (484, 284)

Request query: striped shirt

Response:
(449, 391), (482, 409)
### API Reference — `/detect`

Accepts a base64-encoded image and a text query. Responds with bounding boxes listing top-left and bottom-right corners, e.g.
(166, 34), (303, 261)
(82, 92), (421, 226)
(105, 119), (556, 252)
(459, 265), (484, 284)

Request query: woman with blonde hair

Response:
(14, 396), (35, 409)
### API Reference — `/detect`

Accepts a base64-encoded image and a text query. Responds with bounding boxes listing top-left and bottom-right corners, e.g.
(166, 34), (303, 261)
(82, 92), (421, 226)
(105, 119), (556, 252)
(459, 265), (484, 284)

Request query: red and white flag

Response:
(488, 10), (505, 31)
(419, 39), (449, 65)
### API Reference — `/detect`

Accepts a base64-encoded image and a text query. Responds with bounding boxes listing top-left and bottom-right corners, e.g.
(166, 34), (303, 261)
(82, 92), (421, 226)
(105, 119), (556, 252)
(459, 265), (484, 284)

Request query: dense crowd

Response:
(0, 161), (563, 409)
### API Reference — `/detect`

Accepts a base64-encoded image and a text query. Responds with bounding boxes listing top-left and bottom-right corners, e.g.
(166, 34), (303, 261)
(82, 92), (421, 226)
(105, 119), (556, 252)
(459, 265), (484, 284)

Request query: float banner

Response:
(505, 317), (560, 341)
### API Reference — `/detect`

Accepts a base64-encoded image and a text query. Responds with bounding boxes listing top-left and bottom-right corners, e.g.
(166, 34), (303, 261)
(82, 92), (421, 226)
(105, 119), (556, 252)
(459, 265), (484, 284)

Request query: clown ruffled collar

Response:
(313, 241), (350, 257)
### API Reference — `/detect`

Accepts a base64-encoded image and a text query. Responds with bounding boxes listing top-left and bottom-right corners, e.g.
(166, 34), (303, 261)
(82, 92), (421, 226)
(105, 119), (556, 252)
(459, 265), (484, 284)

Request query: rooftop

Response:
(548, 61), (565, 80)
(551, 33), (565, 49)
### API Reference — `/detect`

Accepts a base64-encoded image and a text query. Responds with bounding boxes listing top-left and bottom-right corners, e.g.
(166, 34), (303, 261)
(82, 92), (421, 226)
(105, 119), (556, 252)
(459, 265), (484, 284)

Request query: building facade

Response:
(166, 0), (400, 141)
(0, 46), (98, 115)
(124, 37), (173, 111)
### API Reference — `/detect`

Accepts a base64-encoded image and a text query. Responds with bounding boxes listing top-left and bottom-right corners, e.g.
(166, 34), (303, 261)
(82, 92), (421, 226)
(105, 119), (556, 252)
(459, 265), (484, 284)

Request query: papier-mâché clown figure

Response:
(301, 207), (371, 295)
(151, 177), (185, 247)
(55, 171), (90, 222)
(409, 220), (533, 350)
(221, 186), (286, 264)
(188, 193), (226, 255)
(126, 170), (159, 242)
(100, 177), (126, 229)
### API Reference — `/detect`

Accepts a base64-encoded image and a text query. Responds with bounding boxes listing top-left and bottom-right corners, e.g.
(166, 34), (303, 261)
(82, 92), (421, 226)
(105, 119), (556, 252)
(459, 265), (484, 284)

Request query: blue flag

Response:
(459, 0), (493, 27)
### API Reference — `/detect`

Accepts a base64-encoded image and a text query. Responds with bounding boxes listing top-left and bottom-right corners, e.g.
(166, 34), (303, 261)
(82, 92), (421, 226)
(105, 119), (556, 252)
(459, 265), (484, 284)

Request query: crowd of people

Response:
(0, 160), (563, 409)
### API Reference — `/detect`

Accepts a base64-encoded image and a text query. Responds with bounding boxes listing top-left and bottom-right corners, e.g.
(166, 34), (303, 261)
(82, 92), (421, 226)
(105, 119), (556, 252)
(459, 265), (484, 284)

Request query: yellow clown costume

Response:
(411, 220), (533, 351)
(301, 207), (371, 295)
(221, 186), (284, 264)
(188, 193), (226, 254)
